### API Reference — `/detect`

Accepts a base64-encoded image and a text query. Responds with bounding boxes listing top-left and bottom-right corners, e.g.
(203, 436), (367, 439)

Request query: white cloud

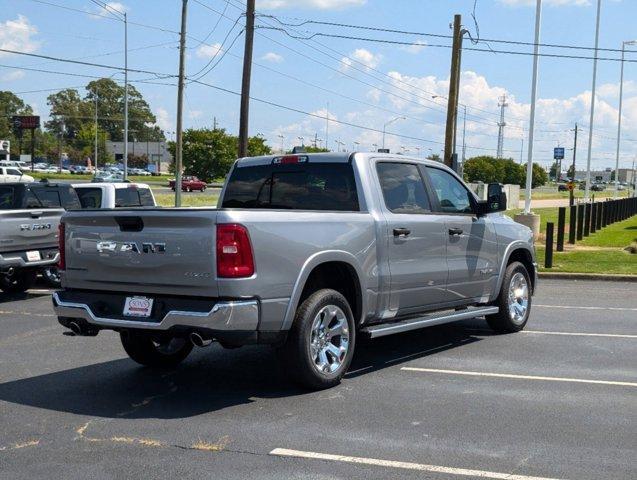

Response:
(367, 88), (381, 102)
(196, 42), (223, 59)
(261, 52), (284, 63)
(400, 40), (427, 54)
(258, 0), (365, 10)
(0, 16), (40, 56)
(90, 2), (128, 19)
(0, 70), (25, 82)
(155, 107), (172, 131)
(498, 0), (590, 6)
(340, 48), (382, 71)
(188, 110), (203, 120)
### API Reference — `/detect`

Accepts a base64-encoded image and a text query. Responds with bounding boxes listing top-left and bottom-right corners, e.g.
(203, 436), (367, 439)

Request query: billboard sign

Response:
(553, 147), (565, 160)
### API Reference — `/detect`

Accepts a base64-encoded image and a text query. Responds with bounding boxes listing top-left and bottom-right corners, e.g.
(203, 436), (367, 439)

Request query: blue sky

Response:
(2, 0), (637, 171)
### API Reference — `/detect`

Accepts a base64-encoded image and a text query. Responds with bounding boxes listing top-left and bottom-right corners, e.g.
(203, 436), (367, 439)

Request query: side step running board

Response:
(361, 306), (499, 339)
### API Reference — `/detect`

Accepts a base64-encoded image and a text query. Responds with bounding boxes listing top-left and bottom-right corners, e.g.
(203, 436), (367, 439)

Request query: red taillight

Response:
(216, 224), (254, 278)
(58, 222), (66, 270)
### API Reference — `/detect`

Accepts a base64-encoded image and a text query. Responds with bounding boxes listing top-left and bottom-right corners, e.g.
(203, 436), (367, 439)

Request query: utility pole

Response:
(175, 0), (188, 207)
(325, 102), (329, 151)
(94, 90), (98, 178)
(444, 14), (463, 169)
(496, 94), (508, 159)
(570, 123), (578, 207)
(213, 116), (218, 130)
(238, 0), (255, 158)
(584, 0), (602, 202)
(123, 12), (129, 181)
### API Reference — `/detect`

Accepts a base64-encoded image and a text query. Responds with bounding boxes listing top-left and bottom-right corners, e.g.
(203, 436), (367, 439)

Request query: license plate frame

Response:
(26, 250), (41, 262)
(123, 296), (154, 318)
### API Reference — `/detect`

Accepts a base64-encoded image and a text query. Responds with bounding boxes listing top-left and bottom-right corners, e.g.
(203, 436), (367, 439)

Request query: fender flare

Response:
(280, 250), (366, 331)
(491, 241), (537, 301)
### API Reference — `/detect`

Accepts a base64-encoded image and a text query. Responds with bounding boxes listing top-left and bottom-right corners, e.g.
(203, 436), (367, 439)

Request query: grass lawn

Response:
(30, 172), (170, 184)
(536, 246), (636, 274)
(579, 215), (637, 248)
(520, 188), (630, 200)
(507, 207), (563, 234)
(154, 192), (219, 207)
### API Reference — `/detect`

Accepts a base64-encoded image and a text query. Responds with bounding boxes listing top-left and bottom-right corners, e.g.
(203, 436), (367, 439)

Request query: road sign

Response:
(567, 182), (575, 191)
(554, 147), (565, 160)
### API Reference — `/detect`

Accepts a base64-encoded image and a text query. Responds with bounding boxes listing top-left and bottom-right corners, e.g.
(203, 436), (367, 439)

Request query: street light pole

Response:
(382, 116), (405, 150)
(277, 134), (284, 153)
(584, 0), (602, 203)
(614, 40), (637, 199)
(524, 0), (542, 215)
(94, 89), (98, 178)
(461, 104), (467, 165)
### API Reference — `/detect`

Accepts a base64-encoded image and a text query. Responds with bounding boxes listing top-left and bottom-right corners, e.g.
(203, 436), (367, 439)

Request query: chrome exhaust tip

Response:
(190, 332), (212, 348)
(68, 322), (81, 336)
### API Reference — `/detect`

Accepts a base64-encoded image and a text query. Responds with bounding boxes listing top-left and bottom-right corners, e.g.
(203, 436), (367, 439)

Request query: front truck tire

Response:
(278, 289), (356, 390)
(0, 269), (36, 294)
(120, 331), (193, 368)
(486, 261), (532, 333)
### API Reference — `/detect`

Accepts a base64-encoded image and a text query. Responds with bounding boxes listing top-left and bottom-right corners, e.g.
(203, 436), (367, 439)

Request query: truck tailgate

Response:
(0, 209), (62, 253)
(63, 209), (219, 297)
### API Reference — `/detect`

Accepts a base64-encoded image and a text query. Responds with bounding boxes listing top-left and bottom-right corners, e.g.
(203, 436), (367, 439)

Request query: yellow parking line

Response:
(270, 448), (564, 480)
(401, 367), (637, 388)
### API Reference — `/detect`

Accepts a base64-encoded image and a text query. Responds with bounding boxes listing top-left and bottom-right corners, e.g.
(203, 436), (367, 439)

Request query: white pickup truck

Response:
(72, 183), (156, 209)
(0, 167), (34, 183)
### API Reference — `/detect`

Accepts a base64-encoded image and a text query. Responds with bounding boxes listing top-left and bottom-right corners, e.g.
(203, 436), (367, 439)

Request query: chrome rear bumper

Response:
(52, 292), (259, 332)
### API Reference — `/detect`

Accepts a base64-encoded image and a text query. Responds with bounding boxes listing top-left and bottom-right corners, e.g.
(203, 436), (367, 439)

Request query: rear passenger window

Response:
(376, 162), (431, 214)
(76, 188), (103, 209)
(222, 163), (359, 211)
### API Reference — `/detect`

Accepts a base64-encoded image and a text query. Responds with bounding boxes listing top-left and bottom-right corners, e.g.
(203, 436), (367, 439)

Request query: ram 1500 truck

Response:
(1, 182), (81, 292)
(53, 153), (537, 389)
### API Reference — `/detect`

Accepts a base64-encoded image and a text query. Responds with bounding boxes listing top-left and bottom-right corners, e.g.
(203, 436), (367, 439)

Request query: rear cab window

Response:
(115, 186), (155, 207)
(76, 187), (103, 209)
(222, 161), (360, 211)
(0, 186), (17, 209)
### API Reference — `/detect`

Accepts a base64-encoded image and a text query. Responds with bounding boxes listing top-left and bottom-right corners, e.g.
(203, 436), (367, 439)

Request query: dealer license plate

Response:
(123, 296), (154, 318)
(26, 250), (41, 262)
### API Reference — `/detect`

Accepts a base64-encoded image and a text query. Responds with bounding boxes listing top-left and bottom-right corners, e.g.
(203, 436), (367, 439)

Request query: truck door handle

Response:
(448, 227), (463, 236)
(393, 228), (411, 237)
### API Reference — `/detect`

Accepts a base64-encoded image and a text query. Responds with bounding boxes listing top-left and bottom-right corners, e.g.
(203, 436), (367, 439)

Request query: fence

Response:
(544, 196), (637, 268)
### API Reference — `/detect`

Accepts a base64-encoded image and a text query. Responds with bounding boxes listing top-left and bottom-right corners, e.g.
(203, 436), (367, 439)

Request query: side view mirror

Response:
(486, 183), (507, 212)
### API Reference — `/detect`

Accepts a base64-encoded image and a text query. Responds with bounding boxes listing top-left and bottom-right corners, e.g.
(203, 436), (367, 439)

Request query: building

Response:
(574, 169), (612, 183)
(105, 141), (172, 173)
(617, 168), (635, 185)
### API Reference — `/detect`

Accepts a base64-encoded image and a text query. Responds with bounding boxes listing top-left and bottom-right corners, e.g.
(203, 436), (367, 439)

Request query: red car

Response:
(169, 176), (207, 192)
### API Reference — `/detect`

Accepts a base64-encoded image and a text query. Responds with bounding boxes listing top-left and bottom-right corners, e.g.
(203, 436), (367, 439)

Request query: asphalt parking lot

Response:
(0, 279), (635, 480)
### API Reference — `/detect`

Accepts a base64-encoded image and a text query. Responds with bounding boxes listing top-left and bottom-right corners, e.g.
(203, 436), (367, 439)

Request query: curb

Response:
(538, 272), (637, 282)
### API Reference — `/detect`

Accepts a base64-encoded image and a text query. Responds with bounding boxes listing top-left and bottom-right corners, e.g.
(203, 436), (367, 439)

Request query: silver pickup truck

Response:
(1, 182), (81, 292)
(53, 153), (537, 389)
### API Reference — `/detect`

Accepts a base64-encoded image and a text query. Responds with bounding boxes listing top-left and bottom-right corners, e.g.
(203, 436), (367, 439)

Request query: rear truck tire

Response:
(41, 266), (61, 288)
(0, 269), (36, 294)
(186, 186), (192, 192)
(120, 331), (193, 368)
(201, 185), (206, 192)
(278, 288), (355, 390)
(486, 261), (532, 333)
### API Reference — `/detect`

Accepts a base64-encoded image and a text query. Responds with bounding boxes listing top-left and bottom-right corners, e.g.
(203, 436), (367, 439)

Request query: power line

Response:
(262, 16), (637, 54)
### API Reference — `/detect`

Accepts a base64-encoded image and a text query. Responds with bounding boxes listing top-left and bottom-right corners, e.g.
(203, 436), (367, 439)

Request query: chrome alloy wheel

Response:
(508, 272), (529, 324)
(310, 305), (350, 375)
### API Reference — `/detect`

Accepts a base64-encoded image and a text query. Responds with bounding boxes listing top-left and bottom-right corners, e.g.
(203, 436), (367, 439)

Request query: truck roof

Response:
(72, 182), (151, 189)
(236, 152), (455, 170)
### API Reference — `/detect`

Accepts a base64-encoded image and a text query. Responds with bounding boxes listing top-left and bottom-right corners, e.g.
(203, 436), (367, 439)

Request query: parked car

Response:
(73, 183), (156, 209)
(557, 184), (569, 191)
(0, 182), (81, 292)
(53, 152), (537, 390)
(591, 183), (605, 191)
(169, 175), (207, 192)
(1, 167), (34, 183)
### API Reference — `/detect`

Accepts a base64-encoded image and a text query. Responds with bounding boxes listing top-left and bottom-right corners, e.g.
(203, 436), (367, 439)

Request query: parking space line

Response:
(524, 330), (637, 339)
(270, 448), (564, 480)
(535, 304), (637, 312)
(401, 368), (637, 388)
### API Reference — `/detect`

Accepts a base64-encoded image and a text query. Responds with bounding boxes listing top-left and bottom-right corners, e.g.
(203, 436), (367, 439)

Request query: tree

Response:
(168, 128), (272, 181)
(426, 153), (442, 162)
(462, 155), (530, 187)
(0, 91), (34, 151)
(299, 146), (329, 153)
(566, 164), (575, 180)
(522, 163), (548, 189)
(549, 161), (559, 180)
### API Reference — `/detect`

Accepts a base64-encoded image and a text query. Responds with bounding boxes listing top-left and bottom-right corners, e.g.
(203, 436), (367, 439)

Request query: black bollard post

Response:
(556, 207), (565, 251)
(568, 204), (577, 244)
(545, 222), (554, 269)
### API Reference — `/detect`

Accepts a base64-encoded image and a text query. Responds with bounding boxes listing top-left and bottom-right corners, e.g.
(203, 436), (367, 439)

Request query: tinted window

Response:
(376, 162), (431, 214)
(76, 188), (103, 209)
(25, 186), (81, 210)
(222, 162), (359, 211)
(29, 188), (62, 207)
(6, 168), (22, 176)
(0, 186), (16, 209)
(426, 167), (474, 214)
(115, 187), (155, 207)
